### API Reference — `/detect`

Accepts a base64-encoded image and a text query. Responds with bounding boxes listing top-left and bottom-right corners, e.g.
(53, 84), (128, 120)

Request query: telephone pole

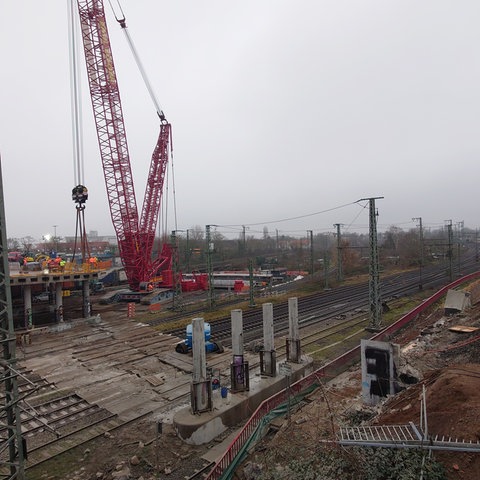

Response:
(358, 197), (383, 330)
(248, 258), (256, 308)
(185, 229), (191, 273)
(206, 225), (216, 309)
(412, 217), (424, 290)
(53, 224), (58, 253)
(445, 220), (453, 282)
(333, 223), (344, 282)
(322, 234), (330, 290)
(476, 229), (479, 262)
(242, 225), (247, 255)
(455, 221), (463, 276)
(170, 231), (183, 311)
(307, 230), (314, 275)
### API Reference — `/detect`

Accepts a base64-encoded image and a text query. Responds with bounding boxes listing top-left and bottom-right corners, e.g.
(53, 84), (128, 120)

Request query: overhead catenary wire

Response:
(215, 210), (425, 238)
(220, 201), (357, 228)
(343, 201), (368, 232)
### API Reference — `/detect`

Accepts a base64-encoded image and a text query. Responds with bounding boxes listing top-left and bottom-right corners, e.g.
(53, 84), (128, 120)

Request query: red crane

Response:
(76, 0), (173, 291)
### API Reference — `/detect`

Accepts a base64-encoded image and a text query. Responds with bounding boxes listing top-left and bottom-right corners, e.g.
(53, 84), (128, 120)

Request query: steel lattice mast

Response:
(358, 196), (384, 330)
(76, 0), (171, 290)
(0, 156), (25, 479)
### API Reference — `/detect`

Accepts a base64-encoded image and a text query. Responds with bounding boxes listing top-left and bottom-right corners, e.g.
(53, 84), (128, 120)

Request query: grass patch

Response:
(27, 448), (85, 480)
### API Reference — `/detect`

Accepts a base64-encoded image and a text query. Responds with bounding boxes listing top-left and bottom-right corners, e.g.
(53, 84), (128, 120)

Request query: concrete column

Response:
(287, 297), (301, 363)
(191, 317), (212, 413)
(23, 285), (33, 329)
(192, 318), (207, 382)
(261, 303), (276, 376)
(231, 309), (249, 392)
(55, 283), (64, 322)
(82, 280), (91, 318)
(231, 309), (244, 357)
(263, 303), (274, 351)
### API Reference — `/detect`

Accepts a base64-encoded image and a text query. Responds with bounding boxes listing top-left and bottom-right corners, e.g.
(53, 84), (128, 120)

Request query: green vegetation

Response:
(27, 448), (85, 480)
(255, 446), (447, 480)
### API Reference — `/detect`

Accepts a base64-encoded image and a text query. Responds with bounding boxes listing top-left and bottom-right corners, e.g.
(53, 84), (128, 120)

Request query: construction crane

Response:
(75, 0), (173, 291)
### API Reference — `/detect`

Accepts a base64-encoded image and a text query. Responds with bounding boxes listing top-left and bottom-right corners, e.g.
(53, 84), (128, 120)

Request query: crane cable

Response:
(108, 0), (166, 122)
(68, 0), (91, 263)
(68, 0), (85, 186)
(108, 0), (178, 234)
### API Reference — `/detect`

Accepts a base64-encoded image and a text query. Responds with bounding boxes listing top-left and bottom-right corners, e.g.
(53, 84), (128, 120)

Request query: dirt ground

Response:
(240, 296), (480, 480)
(29, 291), (480, 480)
(29, 417), (215, 480)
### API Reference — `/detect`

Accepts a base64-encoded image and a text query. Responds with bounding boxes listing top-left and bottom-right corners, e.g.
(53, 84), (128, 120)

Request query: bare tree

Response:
(7, 237), (20, 250)
(21, 236), (35, 254)
(189, 225), (204, 241)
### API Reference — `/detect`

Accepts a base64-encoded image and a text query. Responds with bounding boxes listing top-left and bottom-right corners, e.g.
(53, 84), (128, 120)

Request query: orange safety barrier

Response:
(97, 260), (112, 270)
(127, 302), (136, 318)
(149, 303), (162, 313)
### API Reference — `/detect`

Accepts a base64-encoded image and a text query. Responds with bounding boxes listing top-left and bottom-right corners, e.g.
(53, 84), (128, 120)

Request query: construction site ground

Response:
(24, 300), (245, 480)
(240, 298), (480, 479)
(24, 290), (480, 480)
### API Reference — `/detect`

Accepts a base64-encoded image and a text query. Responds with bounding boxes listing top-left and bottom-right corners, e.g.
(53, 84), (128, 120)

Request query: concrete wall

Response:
(173, 360), (314, 445)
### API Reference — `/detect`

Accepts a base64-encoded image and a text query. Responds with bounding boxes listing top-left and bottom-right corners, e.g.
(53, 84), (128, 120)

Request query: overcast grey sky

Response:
(1, 1), (479, 242)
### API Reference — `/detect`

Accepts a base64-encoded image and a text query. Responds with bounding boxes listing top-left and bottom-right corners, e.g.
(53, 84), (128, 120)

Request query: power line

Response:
(219, 201), (356, 228)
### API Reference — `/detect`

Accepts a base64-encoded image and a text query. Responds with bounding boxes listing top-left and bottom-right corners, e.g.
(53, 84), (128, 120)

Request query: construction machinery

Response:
(90, 280), (105, 294)
(75, 0), (174, 292)
(175, 322), (224, 355)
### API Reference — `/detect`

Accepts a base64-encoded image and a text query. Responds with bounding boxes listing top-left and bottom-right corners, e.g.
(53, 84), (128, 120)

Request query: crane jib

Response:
(76, 0), (172, 291)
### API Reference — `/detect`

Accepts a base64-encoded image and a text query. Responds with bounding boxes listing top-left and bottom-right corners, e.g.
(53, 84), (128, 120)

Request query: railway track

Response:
(0, 385), (126, 471)
(159, 256), (478, 346)
(9, 256), (478, 473)
(12, 310), (246, 473)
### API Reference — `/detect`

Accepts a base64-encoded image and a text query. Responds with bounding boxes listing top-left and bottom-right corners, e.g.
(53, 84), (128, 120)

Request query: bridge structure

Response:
(9, 260), (111, 329)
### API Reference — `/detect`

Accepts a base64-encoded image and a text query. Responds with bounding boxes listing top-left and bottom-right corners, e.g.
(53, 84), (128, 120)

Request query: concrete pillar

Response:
(55, 283), (64, 322)
(260, 303), (276, 376)
(263, 303), (274, 351)
(23, 285), (33, 329)
(82, 280), (91, 318)
(192, 318), (207, 382)
(287, 297), (301, 363)
(231, 309), (243, 357)
(191, 317), (212, 413)
(231, 309), (249, 392)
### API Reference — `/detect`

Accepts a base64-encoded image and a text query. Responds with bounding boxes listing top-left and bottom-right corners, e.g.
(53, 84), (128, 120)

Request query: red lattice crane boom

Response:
(76, 0), (172, 291)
